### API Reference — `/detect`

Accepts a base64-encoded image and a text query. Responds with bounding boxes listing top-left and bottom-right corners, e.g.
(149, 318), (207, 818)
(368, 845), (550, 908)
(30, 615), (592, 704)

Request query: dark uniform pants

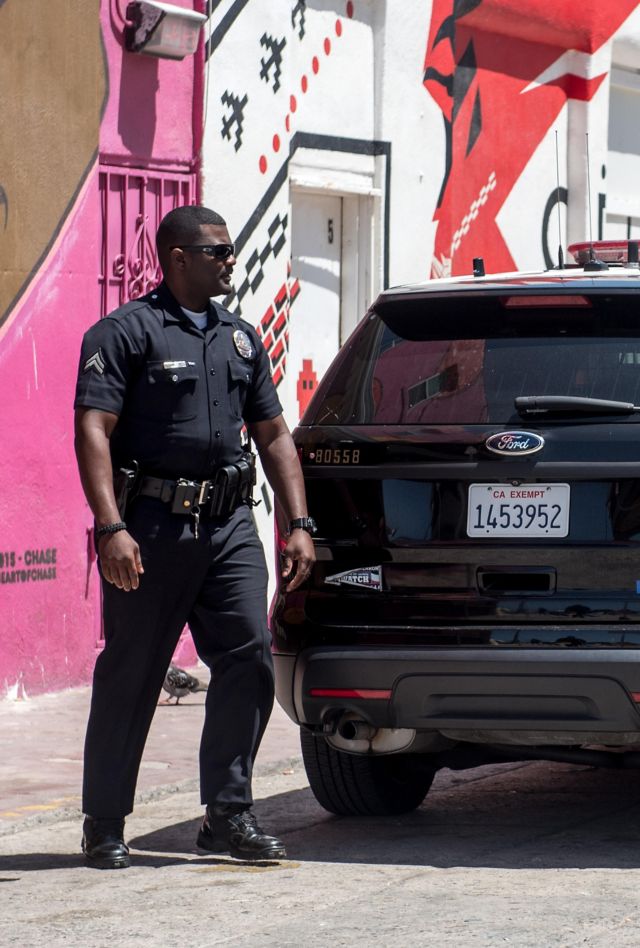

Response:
(82, 498), (274, 819)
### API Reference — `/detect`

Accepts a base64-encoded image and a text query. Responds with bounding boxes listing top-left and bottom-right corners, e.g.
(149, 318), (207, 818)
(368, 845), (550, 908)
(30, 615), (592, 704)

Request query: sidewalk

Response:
(0, 664), (301, 835)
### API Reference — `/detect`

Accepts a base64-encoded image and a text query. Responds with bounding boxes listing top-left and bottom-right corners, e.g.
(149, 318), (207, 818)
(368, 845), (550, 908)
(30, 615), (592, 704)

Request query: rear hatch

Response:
(285, 286), (640, 649)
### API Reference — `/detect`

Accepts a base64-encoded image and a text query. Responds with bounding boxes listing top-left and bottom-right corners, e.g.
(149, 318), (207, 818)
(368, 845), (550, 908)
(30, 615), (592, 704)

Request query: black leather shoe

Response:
(197, 804), (286, 860)
(82, 816), (130, 869)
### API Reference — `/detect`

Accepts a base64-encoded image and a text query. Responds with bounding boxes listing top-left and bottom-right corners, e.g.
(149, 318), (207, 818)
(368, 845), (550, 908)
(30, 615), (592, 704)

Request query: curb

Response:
(0, 755), (303, 839)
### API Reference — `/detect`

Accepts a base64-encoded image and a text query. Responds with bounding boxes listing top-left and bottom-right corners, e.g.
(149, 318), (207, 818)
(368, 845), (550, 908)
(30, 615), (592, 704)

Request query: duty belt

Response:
(136, 455), (256, 537)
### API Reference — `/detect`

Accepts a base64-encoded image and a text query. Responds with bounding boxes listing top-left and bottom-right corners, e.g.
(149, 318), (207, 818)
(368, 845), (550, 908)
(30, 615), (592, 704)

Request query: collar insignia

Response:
(233, 330), (253, 360)
(83, 348), (106, 375)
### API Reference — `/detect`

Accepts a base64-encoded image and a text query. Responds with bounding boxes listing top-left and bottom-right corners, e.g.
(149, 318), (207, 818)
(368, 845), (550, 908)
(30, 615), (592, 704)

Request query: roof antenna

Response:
(554, 130), (564, 269)
(583, 132), (608, 271)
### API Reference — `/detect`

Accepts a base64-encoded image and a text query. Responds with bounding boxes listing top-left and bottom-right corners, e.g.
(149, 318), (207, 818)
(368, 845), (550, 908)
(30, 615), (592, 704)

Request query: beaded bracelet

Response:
(96, 521), (127, 540)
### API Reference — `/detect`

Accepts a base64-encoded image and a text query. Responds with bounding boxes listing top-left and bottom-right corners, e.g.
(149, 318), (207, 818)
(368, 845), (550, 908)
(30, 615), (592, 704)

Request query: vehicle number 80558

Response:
(312, 448), (361, 465)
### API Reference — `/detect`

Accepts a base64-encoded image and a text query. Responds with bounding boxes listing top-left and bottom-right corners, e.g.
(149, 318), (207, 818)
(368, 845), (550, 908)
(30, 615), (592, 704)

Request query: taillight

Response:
(309, 688), (392, 700)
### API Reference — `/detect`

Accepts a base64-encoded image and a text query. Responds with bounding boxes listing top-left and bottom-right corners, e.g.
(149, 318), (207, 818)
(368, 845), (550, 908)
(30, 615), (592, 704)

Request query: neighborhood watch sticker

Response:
(324, 566), (383, 591)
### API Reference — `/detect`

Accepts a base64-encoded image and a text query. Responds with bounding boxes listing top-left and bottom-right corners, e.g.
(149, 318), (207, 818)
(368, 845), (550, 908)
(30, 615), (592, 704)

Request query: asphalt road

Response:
(3, 757), (640, 946)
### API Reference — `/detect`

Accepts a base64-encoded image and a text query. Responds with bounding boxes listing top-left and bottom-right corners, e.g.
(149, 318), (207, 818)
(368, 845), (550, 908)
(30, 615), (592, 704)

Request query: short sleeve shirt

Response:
(74, 283), (282, 479)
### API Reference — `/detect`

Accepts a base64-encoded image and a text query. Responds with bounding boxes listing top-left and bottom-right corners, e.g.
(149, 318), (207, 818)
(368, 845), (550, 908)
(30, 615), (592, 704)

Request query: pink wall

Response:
(0, 1), (203, 698)
(100, 0), (202, 167)
(0, 174), (103, 696)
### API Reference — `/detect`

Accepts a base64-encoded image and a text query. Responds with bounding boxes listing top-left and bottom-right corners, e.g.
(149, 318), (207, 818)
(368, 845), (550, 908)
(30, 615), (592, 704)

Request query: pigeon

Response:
(162, 664), (208, 704)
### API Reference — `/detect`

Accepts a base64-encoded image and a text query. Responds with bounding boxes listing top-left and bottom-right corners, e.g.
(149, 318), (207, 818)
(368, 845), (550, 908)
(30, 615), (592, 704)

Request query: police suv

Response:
(271, 241), (640, 816)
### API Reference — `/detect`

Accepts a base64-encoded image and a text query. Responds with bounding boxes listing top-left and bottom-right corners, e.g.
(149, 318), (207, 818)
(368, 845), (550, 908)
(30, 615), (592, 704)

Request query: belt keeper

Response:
(198, 480), (211, 507)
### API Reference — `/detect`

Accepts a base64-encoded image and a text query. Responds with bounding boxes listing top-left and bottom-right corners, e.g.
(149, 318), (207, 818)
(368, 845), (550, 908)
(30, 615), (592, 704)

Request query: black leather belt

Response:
(138, 476), (184, 505)
(138, 475), (228, 517)
(136, 455), (255, 520)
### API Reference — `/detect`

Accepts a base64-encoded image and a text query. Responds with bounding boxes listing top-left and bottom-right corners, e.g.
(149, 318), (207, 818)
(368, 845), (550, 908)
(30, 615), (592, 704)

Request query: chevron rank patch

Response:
(83, 348), (106, 375)
(233, 330), (253, 360)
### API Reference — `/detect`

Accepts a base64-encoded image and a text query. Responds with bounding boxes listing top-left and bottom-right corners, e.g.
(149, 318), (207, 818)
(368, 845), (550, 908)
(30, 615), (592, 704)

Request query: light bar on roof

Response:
(568, 241), (639, 265)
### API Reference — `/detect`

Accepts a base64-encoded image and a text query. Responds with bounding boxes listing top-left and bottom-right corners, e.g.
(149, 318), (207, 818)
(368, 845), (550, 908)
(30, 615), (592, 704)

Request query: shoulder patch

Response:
(233, 330), (254, 360)
(83, 348), (106, 375)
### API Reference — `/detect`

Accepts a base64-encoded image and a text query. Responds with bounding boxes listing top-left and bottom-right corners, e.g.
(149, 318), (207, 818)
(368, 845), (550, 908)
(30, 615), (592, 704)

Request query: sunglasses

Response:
(172, 243), (235, 260)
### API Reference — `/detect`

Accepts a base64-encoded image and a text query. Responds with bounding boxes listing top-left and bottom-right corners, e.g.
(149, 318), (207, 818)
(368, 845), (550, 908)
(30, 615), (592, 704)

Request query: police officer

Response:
(74, 205), (316, 869)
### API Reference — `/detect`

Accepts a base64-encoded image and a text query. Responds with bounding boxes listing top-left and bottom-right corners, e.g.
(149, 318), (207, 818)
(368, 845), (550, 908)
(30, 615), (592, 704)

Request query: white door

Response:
(289, 191), (343, 421)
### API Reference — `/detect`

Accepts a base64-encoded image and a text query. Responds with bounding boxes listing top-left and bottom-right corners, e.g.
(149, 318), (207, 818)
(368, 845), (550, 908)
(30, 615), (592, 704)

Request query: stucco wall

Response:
(0, 1), (202, 697)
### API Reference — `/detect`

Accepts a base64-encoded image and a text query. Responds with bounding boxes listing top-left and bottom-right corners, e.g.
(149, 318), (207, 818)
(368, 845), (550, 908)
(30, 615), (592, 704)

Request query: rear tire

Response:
(300, 728), (437, 816)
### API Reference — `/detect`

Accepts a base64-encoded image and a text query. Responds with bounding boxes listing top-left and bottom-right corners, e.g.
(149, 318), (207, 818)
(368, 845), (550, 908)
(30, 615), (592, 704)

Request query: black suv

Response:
(271, 241), (640, 816)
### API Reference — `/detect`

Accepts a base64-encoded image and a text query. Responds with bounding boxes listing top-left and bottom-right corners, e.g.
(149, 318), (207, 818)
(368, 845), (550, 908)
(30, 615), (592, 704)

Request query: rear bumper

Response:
(274, 647), (640, 738)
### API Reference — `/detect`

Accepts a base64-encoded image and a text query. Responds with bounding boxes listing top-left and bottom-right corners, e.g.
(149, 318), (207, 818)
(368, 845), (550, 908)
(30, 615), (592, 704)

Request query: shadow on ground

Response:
(129, 761), (640, 871)
(4, 761), (640, 872)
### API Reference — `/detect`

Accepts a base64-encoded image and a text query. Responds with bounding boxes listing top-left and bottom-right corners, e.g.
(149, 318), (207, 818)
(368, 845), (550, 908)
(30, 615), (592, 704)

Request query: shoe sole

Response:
(84, 853), (131, 869)
(82, 842), (130, 870)
(196, 831), (286, 861)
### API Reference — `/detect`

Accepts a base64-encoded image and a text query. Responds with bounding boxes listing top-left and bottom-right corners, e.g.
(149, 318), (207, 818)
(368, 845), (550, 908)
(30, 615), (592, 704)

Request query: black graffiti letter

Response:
(259, 33), (286, 93)
(542, 186), (568, 269)
(292, 0), (306, 40)
(220, 91), (249, 151)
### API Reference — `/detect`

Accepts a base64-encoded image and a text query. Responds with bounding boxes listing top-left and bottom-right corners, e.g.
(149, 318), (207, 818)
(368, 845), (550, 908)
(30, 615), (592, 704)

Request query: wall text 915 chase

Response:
(1, 547), (58, 585)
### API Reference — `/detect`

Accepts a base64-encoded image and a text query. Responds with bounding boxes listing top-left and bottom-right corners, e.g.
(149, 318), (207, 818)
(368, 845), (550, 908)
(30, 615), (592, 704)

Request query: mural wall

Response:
(424, 0), (640, 277)
(0, 0), (202, 698)
(2, 0), (640, 695)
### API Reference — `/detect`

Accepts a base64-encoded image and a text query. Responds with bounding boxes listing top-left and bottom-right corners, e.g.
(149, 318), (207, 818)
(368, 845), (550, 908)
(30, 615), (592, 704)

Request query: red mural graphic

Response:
(256, 267), (301, 387)
(423, 0), (639, 277)
(297, 359), (318, 417)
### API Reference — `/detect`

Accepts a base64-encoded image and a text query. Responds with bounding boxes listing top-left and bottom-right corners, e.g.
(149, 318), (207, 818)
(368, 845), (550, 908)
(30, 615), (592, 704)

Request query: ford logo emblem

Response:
(485, 431), (545, 456)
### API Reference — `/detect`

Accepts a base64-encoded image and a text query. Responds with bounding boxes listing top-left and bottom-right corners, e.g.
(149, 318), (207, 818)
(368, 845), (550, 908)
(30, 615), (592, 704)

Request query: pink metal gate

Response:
(99, 165), (197, 317)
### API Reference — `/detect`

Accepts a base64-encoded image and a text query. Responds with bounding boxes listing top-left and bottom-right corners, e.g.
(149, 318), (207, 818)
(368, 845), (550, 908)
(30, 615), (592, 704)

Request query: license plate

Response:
(467, 483), (570, 537)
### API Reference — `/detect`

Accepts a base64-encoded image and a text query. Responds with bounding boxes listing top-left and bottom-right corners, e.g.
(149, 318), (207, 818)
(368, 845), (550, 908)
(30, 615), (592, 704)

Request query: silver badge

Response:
(83, 349), (106, 375)
(233, 330), (253, 360)
(325, 566), (383, 591)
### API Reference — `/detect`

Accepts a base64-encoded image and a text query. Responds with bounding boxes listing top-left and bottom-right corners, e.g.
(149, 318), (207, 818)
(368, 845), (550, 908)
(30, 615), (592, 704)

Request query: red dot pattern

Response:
(259, 2), (353, 174)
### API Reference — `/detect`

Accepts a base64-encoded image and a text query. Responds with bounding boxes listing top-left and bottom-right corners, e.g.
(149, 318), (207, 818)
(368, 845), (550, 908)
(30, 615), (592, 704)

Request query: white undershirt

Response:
(181, 307), (208, 330)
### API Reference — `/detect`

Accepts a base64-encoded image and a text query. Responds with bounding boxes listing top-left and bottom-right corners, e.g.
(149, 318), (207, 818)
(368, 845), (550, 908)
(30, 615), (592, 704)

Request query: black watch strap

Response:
(288, 517), (317, 536)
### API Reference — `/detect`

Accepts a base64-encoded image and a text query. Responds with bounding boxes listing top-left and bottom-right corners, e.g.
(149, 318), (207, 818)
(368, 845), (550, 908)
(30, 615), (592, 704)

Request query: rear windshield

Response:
(304, 293), (640, 425)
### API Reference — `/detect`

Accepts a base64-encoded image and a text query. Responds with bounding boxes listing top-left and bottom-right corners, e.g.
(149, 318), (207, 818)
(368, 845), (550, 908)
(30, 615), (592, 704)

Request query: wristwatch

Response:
(288, 517), (317, 536)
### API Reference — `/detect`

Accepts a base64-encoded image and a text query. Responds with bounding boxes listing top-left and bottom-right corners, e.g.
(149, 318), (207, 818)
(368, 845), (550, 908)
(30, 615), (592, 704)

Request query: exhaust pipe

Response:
(325, 712), (416, 754)
(337, 718), (377, 741)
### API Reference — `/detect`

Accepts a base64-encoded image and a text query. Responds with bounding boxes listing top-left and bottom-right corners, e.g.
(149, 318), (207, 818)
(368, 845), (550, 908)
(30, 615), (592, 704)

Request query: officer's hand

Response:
(281, 530), (315, 592)
(98, 531), (144, 592)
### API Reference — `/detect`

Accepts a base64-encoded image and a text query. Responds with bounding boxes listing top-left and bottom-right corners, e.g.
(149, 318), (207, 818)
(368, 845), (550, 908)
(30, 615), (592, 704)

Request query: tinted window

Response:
(304, 293), (640, 425)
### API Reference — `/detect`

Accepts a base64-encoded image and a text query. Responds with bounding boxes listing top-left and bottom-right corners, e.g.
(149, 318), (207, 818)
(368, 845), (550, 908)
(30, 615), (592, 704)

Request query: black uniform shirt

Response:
(74, 282), (282, 479)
